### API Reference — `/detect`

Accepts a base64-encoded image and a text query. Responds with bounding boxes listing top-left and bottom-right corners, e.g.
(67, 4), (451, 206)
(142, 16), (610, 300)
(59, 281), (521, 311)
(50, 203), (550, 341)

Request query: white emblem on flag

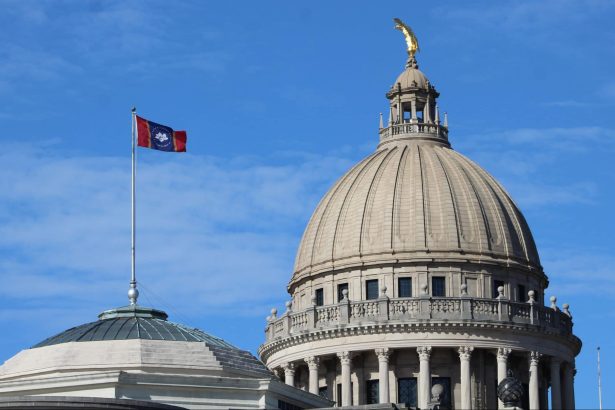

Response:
(155, 132), (169, 143)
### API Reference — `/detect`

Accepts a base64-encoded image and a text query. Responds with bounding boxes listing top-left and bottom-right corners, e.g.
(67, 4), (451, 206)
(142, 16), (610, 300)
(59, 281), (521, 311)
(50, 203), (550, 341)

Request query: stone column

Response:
(550, 357), (562, 410)
(529, 351), (542, 410)
(283, 362), (295, 387)
(496, 348), (512, 409)
(338, 351), (352, 406)
(305, 356), (320, 395)
(376, 348), (391, 403)
(458, 346), (474, 410)
(417, 346), (432, 410)
(562, 362), (576, 410)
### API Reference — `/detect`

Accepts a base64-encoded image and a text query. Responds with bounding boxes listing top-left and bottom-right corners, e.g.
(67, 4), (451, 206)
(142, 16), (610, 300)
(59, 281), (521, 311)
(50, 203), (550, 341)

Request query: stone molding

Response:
(259, 317), (581, 363)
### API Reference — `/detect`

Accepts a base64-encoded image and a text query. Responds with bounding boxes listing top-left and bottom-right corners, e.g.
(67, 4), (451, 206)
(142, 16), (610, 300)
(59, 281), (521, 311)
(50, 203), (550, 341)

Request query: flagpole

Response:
(128, 107), (139, 305)
(598, 346), (603, 410)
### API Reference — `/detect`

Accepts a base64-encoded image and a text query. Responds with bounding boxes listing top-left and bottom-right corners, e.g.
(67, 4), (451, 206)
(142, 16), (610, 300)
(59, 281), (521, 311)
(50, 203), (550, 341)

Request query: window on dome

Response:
(337, 283), (348, 302)
(432, 277), (445, 297)
(315, 288), (324, 306)
(398, 277), (412, 297)
(366, 280), (379, 300)
(493, 280), (505, 298)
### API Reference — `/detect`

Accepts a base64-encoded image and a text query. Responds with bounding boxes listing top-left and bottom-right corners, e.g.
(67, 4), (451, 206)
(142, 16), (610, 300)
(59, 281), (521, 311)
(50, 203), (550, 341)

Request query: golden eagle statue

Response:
(393, 18), (420, 57)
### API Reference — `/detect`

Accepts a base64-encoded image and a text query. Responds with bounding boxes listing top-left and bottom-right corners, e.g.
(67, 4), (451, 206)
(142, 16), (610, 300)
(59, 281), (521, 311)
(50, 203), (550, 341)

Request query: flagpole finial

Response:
(131, 106), (136, 113)
(128, 282), (139, 305)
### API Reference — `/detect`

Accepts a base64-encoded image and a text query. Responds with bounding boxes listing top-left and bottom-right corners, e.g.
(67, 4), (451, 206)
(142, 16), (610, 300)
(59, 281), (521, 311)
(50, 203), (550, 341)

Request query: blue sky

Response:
(0, 0), (613, 407)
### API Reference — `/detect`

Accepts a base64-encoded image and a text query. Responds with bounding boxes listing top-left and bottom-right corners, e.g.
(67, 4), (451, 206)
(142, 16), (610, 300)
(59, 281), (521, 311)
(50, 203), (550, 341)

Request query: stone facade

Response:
(259, 51), (581, 409)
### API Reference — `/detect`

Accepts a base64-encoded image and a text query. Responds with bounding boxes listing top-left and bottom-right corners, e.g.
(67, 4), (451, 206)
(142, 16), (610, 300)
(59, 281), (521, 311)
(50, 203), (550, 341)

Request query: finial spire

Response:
(379, 113), (384, 129)
(393, 18), (420, 59)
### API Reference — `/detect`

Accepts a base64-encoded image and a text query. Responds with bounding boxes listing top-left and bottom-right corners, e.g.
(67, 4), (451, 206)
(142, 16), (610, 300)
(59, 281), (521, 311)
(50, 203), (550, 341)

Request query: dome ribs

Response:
(431, 147), (462, 249)
(331, 148), (391, 262)
(416, 146), (429, 249)
(453, 153), (523, 263)
(468, 162), (536, 265)
(453, 152), (509, 258)
(446, 152), (492, 254)
(390, 145), (409, 250)
(304, 151), (381, 274)
(420, 145), (453, 248)
(359, 146), (399, 256)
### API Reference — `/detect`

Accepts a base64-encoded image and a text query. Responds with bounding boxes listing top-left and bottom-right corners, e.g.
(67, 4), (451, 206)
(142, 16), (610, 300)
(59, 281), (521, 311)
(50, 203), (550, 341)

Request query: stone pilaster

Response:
(417, 346), (432, 410)
(375, 348), (391, 403)
(305, 356), (320, 395)
(550, 357), (562, 410)
(338, 351), (352, 406)
(283, 362), (295, 387)
(458, 346), (474, 410)
(497, 347), (512, 409)
(529, 351), (542, 410)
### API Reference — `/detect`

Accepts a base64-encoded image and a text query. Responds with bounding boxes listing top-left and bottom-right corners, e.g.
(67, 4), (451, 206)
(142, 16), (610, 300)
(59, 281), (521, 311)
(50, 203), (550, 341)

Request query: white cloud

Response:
(0, 143), (353, 319)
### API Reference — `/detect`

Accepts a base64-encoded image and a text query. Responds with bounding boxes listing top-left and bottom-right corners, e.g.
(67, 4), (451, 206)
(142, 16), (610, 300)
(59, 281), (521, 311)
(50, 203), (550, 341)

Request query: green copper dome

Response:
(33, 306), (233, 348)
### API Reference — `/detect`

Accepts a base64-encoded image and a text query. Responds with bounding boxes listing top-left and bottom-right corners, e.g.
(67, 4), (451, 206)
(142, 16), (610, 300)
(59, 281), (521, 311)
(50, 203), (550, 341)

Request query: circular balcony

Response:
(378, 122), (449, 146)
(260, 294), (578, 361)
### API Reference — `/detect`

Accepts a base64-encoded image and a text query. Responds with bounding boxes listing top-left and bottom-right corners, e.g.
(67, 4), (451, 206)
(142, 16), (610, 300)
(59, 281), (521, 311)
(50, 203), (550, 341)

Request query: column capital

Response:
(550, 356), (562, 366)
(375, 347), (391, 362)
(458, 346), (474, 361)
(417, 345), (432, 361)
(305, 356), (320, 370)
(282, 362), (295, 372)
(497, 347), (512, 361)
(337, 351), (352, 365)
(529, 351), (542, 365)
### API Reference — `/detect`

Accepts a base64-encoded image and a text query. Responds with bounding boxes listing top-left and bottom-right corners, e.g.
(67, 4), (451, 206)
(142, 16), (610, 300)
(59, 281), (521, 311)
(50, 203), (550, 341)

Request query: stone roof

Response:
(291, 139), (541, 286)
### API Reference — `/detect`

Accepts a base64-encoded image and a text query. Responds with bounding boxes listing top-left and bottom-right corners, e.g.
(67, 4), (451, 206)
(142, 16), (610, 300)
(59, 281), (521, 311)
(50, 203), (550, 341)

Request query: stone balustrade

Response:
(264, 295), (573, 342)
(379, 122), (448, 142)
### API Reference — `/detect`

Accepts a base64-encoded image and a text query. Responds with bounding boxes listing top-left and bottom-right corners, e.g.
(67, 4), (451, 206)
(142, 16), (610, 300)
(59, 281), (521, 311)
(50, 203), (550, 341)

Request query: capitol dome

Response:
(291, 128), (541, 288)
(260, 20), (580, 410)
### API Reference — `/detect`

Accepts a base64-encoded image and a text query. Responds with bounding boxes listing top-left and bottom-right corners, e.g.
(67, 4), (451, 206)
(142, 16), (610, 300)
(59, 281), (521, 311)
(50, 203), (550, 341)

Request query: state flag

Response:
(136, 116), (187, 152)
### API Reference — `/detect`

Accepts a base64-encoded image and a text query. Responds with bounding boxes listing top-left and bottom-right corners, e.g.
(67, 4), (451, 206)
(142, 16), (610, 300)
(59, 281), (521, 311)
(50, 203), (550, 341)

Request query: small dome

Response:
(291, 140), (541, 286)
(394, 65), (430, 89)
(1, 305), (272, 379)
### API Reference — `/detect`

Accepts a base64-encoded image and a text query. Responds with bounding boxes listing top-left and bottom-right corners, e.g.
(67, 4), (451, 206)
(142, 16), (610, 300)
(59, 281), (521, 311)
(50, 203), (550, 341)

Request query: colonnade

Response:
(278, 347), (575, 409)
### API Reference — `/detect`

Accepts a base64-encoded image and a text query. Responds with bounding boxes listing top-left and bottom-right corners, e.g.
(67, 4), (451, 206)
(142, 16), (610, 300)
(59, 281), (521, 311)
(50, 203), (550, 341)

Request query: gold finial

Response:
(393, 18), (420, 58)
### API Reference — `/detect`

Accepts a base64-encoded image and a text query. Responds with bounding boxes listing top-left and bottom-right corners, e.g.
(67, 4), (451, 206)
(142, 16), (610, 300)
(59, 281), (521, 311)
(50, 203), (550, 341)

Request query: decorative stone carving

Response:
(529, 351), (542, 365)
(375, 348), (391, 361)
(417, 346), (432, 360)
(458, 346), (474, 360)
(497, 347), (512, 361)
(337, 351), (351, 365)
(305, 356), (319, 370)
